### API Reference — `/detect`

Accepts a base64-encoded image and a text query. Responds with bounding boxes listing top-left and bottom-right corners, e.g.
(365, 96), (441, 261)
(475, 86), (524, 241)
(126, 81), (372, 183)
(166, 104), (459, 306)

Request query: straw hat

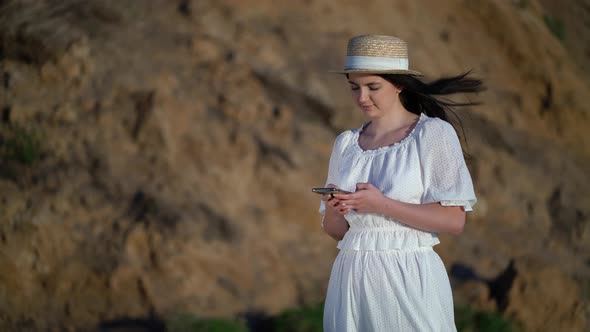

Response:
(332, 35), (423, 76)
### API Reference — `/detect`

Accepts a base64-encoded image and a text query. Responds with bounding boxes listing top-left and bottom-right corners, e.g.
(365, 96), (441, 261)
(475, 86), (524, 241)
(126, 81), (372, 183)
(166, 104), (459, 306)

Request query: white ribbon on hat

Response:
(345, 56), (409, 70)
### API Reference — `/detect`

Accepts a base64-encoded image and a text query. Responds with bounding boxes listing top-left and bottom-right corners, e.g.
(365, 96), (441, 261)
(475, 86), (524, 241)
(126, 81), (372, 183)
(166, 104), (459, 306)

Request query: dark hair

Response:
(381, 72), (485, 153)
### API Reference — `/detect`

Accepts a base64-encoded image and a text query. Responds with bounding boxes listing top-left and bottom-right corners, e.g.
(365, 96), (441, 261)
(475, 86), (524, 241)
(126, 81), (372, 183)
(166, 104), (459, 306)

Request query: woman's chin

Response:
(360, 107), (380, 117)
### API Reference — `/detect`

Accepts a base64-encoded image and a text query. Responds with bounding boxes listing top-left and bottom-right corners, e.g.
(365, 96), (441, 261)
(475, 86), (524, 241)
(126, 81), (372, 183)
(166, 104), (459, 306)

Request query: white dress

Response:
(319, 113), (476, 332)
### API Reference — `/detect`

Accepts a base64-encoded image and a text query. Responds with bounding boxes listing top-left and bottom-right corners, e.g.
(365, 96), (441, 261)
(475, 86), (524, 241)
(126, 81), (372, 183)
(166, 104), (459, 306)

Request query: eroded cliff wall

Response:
(1, 0), (588, 330)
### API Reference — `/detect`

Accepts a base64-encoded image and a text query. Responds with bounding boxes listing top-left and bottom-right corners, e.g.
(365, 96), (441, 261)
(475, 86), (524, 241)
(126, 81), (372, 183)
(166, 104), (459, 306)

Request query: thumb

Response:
(356, 183), (371, 191)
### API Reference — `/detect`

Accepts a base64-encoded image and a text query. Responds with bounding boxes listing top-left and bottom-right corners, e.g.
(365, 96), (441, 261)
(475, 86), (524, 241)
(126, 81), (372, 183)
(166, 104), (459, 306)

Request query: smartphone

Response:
(312, 187), (351, 195)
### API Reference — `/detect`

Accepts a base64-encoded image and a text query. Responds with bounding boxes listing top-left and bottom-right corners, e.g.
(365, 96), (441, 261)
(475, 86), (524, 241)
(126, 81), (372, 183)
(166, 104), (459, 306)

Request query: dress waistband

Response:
(337, 226), (440, 251)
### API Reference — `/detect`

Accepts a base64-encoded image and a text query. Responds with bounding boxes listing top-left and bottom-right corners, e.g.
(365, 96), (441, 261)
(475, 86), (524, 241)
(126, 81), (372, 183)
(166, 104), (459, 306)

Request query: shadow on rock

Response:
(450, 259), (517, 312)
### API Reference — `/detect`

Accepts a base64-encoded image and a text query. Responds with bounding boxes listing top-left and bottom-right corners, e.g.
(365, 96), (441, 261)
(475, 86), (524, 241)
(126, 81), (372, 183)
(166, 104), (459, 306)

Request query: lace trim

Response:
(440, 200), (474, 212)
(352, 113), (427, 155)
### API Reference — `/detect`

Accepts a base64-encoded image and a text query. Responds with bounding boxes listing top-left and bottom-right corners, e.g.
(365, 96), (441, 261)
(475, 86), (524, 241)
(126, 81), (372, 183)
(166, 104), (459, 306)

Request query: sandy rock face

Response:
(506, 263), (586, 332)
(1, 0), (589, 330)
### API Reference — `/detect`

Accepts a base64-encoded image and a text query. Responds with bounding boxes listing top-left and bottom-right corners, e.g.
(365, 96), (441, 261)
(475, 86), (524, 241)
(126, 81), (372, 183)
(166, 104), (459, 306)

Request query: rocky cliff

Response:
(1, 0), (589, 331)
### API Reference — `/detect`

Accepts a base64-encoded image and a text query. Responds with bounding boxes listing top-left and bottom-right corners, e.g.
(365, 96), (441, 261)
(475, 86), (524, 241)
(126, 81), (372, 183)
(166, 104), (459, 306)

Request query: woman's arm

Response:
(378, 199), (465, 235)
(322, 203), (350, 240)
(335, 183), (466, 235)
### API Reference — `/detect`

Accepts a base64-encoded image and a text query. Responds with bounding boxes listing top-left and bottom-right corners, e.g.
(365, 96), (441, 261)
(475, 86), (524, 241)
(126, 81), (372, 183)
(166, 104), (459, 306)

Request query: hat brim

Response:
(329, 69), (423, 76)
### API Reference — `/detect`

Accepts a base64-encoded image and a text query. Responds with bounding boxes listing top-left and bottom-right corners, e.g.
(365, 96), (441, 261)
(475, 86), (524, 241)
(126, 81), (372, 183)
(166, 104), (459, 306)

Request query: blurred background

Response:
(1, 0), (589, 331)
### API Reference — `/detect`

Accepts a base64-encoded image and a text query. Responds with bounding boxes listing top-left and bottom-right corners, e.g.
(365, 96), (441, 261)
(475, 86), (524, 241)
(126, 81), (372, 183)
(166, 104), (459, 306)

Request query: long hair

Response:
(381, 72), (484, 153)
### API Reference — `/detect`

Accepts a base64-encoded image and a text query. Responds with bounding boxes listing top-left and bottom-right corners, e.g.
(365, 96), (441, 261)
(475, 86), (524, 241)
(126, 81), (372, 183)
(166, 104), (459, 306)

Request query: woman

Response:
(319, 35), (483, 331)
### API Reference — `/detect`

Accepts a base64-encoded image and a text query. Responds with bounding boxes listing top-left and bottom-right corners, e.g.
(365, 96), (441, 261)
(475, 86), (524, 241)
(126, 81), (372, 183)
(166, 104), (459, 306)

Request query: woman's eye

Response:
(350, 86), (359, 91)
(369, 87), (379, 91)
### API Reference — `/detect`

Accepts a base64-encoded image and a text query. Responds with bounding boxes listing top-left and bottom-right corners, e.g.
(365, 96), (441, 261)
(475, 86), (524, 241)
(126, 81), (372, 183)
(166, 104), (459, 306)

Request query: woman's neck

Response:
(364, 108), (419, 138)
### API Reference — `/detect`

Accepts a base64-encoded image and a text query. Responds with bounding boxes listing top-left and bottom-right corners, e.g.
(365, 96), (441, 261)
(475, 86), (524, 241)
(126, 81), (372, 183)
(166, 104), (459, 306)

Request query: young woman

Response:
(319, 35), (483, 331)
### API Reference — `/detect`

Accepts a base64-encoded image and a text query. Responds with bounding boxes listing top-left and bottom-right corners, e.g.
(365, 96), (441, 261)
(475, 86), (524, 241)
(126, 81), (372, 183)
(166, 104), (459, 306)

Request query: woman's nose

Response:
(357, 88), (369, 102)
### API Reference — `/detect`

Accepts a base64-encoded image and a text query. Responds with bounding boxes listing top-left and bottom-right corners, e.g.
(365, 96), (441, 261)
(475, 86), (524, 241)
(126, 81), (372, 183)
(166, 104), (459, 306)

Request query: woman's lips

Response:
(360, 104), (374, 111)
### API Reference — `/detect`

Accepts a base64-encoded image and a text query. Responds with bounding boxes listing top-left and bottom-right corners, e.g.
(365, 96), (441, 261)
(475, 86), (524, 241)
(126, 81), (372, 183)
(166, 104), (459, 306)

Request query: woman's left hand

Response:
(334, 183), (387, 214)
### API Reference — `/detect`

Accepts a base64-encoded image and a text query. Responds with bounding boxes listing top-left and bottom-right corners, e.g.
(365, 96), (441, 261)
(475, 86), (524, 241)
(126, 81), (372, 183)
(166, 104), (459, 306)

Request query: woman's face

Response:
(347, 74), (400, 117)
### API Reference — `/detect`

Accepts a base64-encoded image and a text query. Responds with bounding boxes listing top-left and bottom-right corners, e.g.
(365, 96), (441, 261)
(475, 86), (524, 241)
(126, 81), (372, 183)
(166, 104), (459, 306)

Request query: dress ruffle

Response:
(440, 199), (474, 212)
(337, 225), (440, 251)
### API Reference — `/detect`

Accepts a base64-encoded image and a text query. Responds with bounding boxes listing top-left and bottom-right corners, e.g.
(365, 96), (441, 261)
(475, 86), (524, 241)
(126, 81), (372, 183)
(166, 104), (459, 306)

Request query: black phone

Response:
(312, 187), (351, 195)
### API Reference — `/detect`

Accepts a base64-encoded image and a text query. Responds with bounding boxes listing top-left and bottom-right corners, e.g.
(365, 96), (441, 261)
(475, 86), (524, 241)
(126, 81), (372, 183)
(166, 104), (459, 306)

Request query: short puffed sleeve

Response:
(417, 118), (476, 211)
(318, 132), (349, 216)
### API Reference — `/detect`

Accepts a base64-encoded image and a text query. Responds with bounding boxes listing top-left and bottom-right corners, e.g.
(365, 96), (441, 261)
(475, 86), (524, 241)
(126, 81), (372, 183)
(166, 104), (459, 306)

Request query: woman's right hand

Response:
(322, 184), (349, 215)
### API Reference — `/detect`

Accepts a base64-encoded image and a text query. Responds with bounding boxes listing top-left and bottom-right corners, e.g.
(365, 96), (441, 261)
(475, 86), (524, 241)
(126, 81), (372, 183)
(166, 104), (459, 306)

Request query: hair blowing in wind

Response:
(381, 71), (485, 151)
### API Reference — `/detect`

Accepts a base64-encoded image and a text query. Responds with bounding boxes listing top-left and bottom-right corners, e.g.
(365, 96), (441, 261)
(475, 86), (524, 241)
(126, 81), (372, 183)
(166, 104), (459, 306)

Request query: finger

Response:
(337, 195), (357, 204)
(334, 193), (352, 200)
(339, 202), (352, 214)
(356, 183), (375, 190)
(328, 196), (340, 203)
(327, 183), (338, 189)
(343, 203), (356, 210)
(333, 193), (350, 199)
